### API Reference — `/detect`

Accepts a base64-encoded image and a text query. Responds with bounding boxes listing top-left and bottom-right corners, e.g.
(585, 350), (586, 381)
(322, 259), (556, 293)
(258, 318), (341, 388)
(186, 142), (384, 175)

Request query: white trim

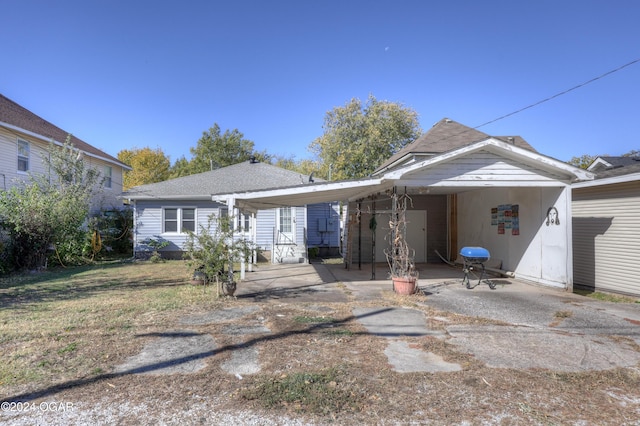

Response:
(384, 138), (594, 182)
(161, 206), (197, 234)
(586, 157), (613, 171)
(572, 172), (640, 188)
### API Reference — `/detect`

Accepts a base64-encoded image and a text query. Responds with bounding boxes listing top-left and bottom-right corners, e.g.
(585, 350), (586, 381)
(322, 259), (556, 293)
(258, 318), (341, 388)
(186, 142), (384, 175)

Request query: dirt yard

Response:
(1, 261), (640, 425)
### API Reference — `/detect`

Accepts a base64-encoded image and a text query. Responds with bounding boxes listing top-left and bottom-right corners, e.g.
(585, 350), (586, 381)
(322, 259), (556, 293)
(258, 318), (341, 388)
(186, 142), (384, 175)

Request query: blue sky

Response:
(2, 1), (639, 165)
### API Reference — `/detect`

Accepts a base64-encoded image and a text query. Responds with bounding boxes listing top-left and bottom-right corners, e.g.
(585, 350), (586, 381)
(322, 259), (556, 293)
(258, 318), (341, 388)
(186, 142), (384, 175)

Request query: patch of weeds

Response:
(574, 289), (638, 303)
(293, 315), (336, 324)
(57, 342), (78, 355)
(554, 310), (573, 319)
(324, 328), (353, 337)
(240, 366), (362, 414)
(91, 367), (104, 375)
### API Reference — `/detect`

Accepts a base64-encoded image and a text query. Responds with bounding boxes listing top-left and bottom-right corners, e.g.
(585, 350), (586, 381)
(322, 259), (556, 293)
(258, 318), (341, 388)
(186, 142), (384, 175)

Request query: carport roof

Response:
(214, 138), (593, 212)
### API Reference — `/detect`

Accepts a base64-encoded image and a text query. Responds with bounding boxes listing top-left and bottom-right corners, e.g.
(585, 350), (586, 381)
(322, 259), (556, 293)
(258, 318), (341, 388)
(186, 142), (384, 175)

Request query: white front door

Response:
(277, 206), (296, 244)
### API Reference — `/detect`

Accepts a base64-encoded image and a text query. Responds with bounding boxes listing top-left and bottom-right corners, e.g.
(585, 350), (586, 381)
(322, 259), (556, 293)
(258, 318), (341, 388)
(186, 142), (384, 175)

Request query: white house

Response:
(0, 94), (130, 212)
(215, 119), (593, 291)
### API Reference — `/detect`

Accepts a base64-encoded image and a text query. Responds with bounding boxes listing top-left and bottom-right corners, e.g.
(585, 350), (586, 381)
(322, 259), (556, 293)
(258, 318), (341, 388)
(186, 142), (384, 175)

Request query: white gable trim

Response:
(384, 138), (593, 183)
(586, 157), (613, 171)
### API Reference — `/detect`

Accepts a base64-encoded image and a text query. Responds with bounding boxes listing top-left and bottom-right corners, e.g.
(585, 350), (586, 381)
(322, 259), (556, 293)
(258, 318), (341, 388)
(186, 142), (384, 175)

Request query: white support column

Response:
(227, 196), (246, 281)
(249, 212), (257, 272)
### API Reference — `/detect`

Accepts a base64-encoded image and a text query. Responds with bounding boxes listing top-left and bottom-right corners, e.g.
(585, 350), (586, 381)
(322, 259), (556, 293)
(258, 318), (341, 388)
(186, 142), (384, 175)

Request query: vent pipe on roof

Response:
(507, 137), (515, 144)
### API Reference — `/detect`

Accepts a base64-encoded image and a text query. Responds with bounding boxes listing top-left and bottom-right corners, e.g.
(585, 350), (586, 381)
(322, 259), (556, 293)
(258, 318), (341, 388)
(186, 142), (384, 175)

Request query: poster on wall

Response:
(511, 204), (519, 235)
(491, 204), (520, 235)
(491, 207), (498, 225)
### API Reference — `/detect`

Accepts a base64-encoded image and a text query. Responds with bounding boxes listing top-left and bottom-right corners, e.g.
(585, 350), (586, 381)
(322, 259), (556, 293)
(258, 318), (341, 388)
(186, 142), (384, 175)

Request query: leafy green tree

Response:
(118, 147), (171, 190)
(272, 155), (323, 178)
(190, 124), (256, 173)
(169, 156), (192, 179)
(568, 154), (597, 169)
(309, 95), (422, 180)
(0, 138), (103, 270)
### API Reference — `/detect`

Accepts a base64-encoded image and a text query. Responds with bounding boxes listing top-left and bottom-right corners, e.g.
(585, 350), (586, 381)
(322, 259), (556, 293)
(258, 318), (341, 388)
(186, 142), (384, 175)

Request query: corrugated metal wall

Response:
(572, 181), (640, 296)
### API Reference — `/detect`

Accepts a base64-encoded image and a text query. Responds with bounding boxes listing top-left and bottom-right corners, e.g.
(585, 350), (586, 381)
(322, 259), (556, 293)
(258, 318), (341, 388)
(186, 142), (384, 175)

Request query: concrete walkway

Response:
(238, 261), (640, 373)
(116, 261), (640, 376)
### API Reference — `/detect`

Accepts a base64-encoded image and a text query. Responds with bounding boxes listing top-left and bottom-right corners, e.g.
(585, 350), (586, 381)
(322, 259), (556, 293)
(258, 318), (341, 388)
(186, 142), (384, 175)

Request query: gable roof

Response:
(374, 118), (536, 174)
(123, 160), (318, 201)
(587, 156), (640, 172)
(0, 94), (129, 169)
(214, 137), (593, 212)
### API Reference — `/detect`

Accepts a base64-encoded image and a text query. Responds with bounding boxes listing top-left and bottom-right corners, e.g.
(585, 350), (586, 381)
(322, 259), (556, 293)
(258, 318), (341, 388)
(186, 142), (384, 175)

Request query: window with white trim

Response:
(163, 207), (196, 233)
(17, 139), (30, 172)
(104, 166), (112, 189)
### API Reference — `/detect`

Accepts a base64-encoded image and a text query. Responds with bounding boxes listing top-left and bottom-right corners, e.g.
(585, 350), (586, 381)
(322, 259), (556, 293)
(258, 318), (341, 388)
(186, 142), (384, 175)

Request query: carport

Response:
(214, 137), (592, 290)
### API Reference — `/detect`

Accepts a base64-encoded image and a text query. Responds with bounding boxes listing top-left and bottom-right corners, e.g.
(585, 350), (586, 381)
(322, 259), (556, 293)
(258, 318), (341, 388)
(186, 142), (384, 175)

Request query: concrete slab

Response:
(384, 340), (461, 373)
(221, 345), (261, 376)
(446, 324), (640, 372)
(353, 307), (443, 338)
(114, 330), (215, 375)
(354, 306), (453, 373)
(180, 306), (260, 325)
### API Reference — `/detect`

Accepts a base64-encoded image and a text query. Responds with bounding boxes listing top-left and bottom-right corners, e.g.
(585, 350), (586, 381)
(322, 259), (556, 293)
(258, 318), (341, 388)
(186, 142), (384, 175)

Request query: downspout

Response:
(130, 199), (137, 259)
(564, 184), (574, 292)
(357, 201), (362, 270)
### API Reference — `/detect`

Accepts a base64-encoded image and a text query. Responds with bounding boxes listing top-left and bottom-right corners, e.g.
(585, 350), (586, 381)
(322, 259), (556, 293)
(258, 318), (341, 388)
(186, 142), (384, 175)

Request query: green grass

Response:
(0, 260), (219, 388)
(574, 289), (639, 303)
(293, 315), (336, 324)
(240, 366), (362, 414)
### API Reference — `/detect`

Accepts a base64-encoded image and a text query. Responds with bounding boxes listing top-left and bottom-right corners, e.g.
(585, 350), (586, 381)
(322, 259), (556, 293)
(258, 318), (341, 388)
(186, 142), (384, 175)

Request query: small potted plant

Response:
(183, 213), (254, 298)
(384, 191), (418, 295)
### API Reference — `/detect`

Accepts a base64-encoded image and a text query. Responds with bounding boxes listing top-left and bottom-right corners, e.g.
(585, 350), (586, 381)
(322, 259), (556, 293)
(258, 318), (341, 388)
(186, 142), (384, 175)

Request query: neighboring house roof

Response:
(374, 118), (536, 174)
(574, 157), (640, 188)
(587, 156), (640, 172)
(0, 93), (129, 169)
(124, 160), (318, 201)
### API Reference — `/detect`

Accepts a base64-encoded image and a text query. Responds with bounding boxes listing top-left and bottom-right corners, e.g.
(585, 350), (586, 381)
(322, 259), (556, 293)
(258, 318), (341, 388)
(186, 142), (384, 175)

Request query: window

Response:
(104, 166), (112, 189)
(241, 214), (250, 233)
(17, 139), (29, 172)
(163, 208), (195, 233)
(279, 207), (292, 233)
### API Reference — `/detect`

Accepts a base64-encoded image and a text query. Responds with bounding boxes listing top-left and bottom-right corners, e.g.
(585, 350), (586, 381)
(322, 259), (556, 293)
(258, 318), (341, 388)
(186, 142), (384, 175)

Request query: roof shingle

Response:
(375, 118), (536, 173)
(124, 160), (317, 200)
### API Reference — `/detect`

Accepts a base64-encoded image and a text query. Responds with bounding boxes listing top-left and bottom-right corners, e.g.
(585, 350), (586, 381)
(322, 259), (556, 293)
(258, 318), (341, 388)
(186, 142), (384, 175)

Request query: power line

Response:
(473, 57), (640, 130)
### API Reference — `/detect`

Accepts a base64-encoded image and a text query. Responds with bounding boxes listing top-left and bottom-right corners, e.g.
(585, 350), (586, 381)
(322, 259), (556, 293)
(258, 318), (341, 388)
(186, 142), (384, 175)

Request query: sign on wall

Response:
(491, 204), (519, 236)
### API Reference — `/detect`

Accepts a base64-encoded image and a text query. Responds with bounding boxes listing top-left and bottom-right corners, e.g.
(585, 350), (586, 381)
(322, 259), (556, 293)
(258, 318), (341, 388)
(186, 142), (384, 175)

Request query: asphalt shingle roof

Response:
(375, 118), (536, 172)
(124, 160), (317, 200)
(592, 161), (640, 179)
(0, 94), (127, 168)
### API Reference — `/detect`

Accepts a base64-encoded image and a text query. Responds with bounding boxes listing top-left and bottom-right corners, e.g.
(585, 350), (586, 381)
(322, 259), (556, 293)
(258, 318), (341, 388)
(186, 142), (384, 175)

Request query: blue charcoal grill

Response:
(460, 247), (496, 290)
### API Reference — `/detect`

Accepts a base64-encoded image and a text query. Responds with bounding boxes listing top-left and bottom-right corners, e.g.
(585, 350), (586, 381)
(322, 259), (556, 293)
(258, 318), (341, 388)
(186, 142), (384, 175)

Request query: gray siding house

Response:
(123, 160), (340, 263)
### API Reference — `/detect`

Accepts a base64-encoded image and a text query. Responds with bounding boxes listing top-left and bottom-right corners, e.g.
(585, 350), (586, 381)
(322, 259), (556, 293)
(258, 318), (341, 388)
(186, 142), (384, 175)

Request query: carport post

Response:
(227, 196), (246, 280)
